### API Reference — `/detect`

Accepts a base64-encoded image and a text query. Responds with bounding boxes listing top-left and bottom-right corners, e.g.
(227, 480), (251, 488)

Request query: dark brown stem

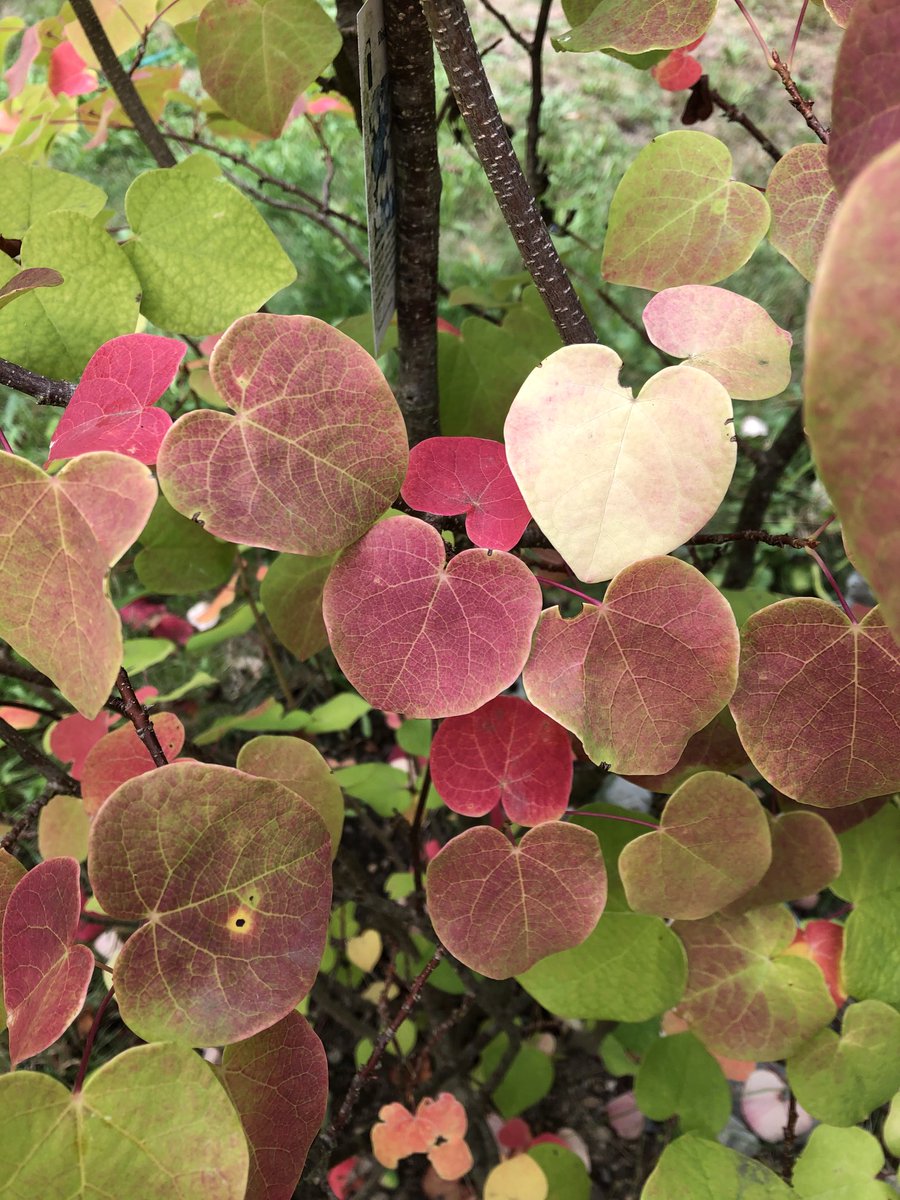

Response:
(477, 0), (529, 49)
(419, 0), (597, 345)
(708, 84), (783, 161)
(0, 719), (80, 798)
(387, 0), (442, 445)
(782, 1086), (799, 1181)
(0, 645), (128, 716)
(69, 0), (177, 168)
(410, 764), (432, 912)
(770, 51), (829, 144)
(525, 0), (553, 203)
(1, 784), (70, 852)
(689, 528), (818, 550)
(115, 667), (169, 767)
(72, 986), (115, 1094)
(0, 357), (75, 407)
(331, 0), (365, 127)
(723, 406), (807, 588)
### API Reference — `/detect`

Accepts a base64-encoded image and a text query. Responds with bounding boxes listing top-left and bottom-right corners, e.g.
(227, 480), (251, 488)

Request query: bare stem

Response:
(1, 784), (71, 852)
(707, 84), (783, 161)
(0, 357), (75, 406)
(0, 719), (80, 798)
(72, 986), (116, 1095)
(689, 528), (820, 549)
(770, 50), (829, 143)
(115, 667), (169, 767)
(525, 0), (554, 203)
(806, 547), (857, 623)
(410, 763), (432, 911)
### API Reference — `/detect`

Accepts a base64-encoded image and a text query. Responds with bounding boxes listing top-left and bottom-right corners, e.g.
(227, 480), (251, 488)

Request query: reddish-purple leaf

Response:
(156, 314), (409, 555)
(47, 334), (185, 465)
(524, 556), (739, 774)
(49, 710), (116, 779)
(828, 0), (900, 193)
(723, 811), (842, 914)
(88, 761), (331, 1046)
(766, 143), (838, 282)
(220, 1011), (328, 1200)
(623, 707), (749, 794)
(323, 515), (542, 718)
(0, 850), (26, 1029)
(729, 601), (900, 807)
(400, 437), (531, 552)
(0, 267), (63, 313)
(2, 857), (94, 1065)
(426, 822), (606, 978)
(430, 696), (573, 825)
(825, 0), (856, 24)
(81, 713), (186, 816)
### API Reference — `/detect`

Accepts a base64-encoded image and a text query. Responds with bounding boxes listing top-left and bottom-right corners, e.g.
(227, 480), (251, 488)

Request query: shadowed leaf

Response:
(623, 707), (749, 793)
(724, 811), (841, 914)
(49, 710), (116, 779)
(38, 795), (90, 863)
(135, 494), (235, 594)
(766, 143), (838, 281)
(634, 1031), (731, 1136)
(260, 551), (336, 661)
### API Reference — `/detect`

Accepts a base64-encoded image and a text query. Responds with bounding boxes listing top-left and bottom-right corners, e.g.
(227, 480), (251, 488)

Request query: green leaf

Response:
(151, 670), (218, 702)
(260, 551), (335, 661)
(792, 1125), (895, 1200)
(197, 0), (341, 138)
(304, 692), (370, 734)
(885, 1092), (900, 1157)
(186, 603), (256, 653)
(123, 156), (296, 334)
(397, 718), (432, 757)
(642, 1135), (792, 1200)
(0, 1042), (248, 1198)
(334, 762), (413, 816)
(527, 1143), (591, 1200)
(474, 1032), (555, 1118)
(193, 697), (310, 745)
(0, 213), (141, 378)
(600, 1018), (661, 1076)
(555, 0), (717, 54)
(0, 158), (106, 239)
(121, 637), (176, 673)
(135, 495), (235, 595)
(634, 1031), (731, 1136)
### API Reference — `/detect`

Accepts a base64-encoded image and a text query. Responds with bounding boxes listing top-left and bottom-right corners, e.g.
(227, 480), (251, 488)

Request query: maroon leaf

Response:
(49, 710), (116, 779)
(220, 1011), (328, 1200)
(2, 857), (94, 1065)
(81, 712), (186, 816)
(430, 696), (573, 825)
(156, 314), (409, 555)
(0, 850), (26, 1029)
(425, 822), (606, 978)
(729, 601), (900, 807)
(323, 515), (542, 718)
(47, 334), (185, 465)
(400, 437), (531, 552)
(723, 811), (842, 914)
(524, 556), (739, 773)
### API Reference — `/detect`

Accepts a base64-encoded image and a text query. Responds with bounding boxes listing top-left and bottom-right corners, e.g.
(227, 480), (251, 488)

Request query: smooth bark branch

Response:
(387, 0), (442, 445)
(0, 357), (75, 407)
(69, 0), (177, 168)
(115, 667), (169, 768)
(419, 0), (597, 344)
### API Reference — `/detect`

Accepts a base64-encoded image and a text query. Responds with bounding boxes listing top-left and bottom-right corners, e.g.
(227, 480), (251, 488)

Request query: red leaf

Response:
(401, 437), (531, 551)
(81, 713), (186, 816)
(785, 919), (847, 1008)
(323, 515), (542, 719)
(47, 334), (186, 465)
(652, 49), (703, 91)
(48, 41), (97, 96)
(49, 710), (116, 780)
(2, 857), (94, 1065)
(430, 696), (573, 825)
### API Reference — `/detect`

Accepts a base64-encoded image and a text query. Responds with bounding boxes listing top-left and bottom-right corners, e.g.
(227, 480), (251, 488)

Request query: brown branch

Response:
(330, 0), (365, 128)
(782, 1086), (799, 1181)
(708, 84), (783, 161)
(409, 764), (432, 912)
(525, 0), (553, 204)
(0, 645), (127, 716)
(419, 0), (597, 345)
(69, 0), (177, 168)
(770, 51), (829, 144)
(0, 718), (80, 796)
(477, 0), (529, 50)
(689, 528), (819, 550)
(115, 667), (169, 768)
(387, 0), (442, 445)
(0, 357), (75, 407)
(1, 784), (71, 852)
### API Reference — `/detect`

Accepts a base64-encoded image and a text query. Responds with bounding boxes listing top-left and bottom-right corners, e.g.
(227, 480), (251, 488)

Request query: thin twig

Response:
(115, 667), (169, 767)
(477, 0), (529, 49)
(0, 357), (75, 407)
(236, 555), (295, 710)
(770, 50), (829, 143)
(410, 764), (432, 912)
(0, 783), (71, 852)
(525, 0), (553, 203)
(688, 528), (819, 549)
(0, 646), (127, 716)
(0, 719), (80, 797)
(708, 85), (783, 161)
(72, 986), (116, 1094)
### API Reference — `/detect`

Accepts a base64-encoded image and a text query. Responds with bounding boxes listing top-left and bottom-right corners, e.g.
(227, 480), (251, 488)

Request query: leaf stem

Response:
(535, 576), (601, 607)
(733, 0), (772, 62)
(235, 555), (295, 710)
(72, 986), (115, 1095)
(566, 808), (658, 830)
(787, 0), (809, 71)
(805, 547), (857, 623)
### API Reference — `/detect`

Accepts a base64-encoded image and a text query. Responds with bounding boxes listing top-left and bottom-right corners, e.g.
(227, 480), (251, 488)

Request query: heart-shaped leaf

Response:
(643, 1135), (792, 1200)
(634, 1031), (731, 1137)
(0, 157), (106, 239)
(794, 1125), (893, 1200)
(237, 734), (344, 858)
(2, 857), (94, 1065)
(0, 1041), (249, 1198)
(430, 696), (573, 825)
(787, 999), (900, 1126)
(674, 905), (836, 1059)
(524, 556), (739, 774)
(642, 286), (792, 401)
(623, 707), (749, 793)
(806, 140), (900, 644)
(323, 515), (542, 718)
(401, 437), (531, 551)
(81, 712), (186, 816)
(602, 132), (770, 290)
(730, 600), (900, 807)
(619, 772), (771, 920)
(425, 822), (606, 978)
(766, 143), (838, 281)
(0, 851), (26, 1030)
(220, 1011), (328, 1200)
(724, 811), (842, 914)
(555, 0), (716, 53)
(260, 551), (336, 661)
(0, 451), (157, 717)
(47, 333), (185, 465)
(88, 761), (332, 1045)
(157, 313), (408, 555)
(0, 266), (63, 312)
(198, 0), (341, 138)
(504, 345), (735, 582)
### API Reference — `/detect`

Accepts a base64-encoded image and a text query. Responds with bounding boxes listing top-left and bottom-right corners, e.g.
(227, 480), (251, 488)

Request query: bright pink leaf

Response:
(784, 919), (847, 1008)
(328, 1158), (361, 1200)
(221, 1011), (328, 1200)
(49, 711), (116, 780)
(81, 713), (186, 817)
(524, 556), (739, 774)
(401, 437), (531, 551)
(48, 41), (97, 96)
(3, 24), (39, 100)
(426, 822), (606, 978)
(430, 696), (573, 825)
(47, 334), (185, 465)
(0, 706), (40, 730)
(652, 48), (703, 91)
(2, 857), (94, 1066)
(323, 515), (542, 719)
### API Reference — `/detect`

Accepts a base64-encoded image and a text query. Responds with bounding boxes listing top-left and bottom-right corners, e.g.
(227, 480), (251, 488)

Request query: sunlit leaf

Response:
(260, 551), (335, 661)
(237, 734), (344, 858)
(623, 707), (749, 793)
(65, 0), (158, 66)
(634, 1031), (731, 1136)
(81, 713), (185, 816)
(766, 143), (838, 281)
(643, 1134), (792, 1200)
(555, 0), (716, 54)
(0, 157), (106, 239)
(793, 1124), (894, 1200)
(484, 1154), (548, 1200)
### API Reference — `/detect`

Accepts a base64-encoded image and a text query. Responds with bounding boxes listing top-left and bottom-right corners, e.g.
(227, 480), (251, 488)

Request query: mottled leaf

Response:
(123, 156), (296, 334)
(260, 551), (335, 661)
(81, 713), (185, 816)
(37, 795), (90, 863)
(504, 345), (735, 582)
(135, 494), (235, 594)
(602, 132), (769, 289)
(555, 0), (716, 53)
(643, 1135), (792, 1200)
(198, 0), (340, 138)
(430, 696), (573, 825)
(323, 515), (542, 719)
(220, 1011), (327, 1200)
(0, 452), (157, 717)
(0, 157), (106, 239)
(2, 857), (94, 1065)
(426, 822), (606, 978)
(88, 761), (332, 1045)
(524, 556), (739, 773)
(642, 286), (792, 400)
(0, 1041), (248, 1198)
(401, 436), (531, 551)
(624, 707), (749, 793)
(237, 734), (344, 858)
(620, 772), (771, 920)
(766, 143), (838, 281)
(729, 601), (900, 807)
(793, 1124), (893, 1200)
(634, 1031), (731, 1136)
(157, 313), (407, 554)
(674, 905), (835, 1059)
(806, 140), (900, 642)
(724, 811), (841, 913)
(0, 850), (26, 1029)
